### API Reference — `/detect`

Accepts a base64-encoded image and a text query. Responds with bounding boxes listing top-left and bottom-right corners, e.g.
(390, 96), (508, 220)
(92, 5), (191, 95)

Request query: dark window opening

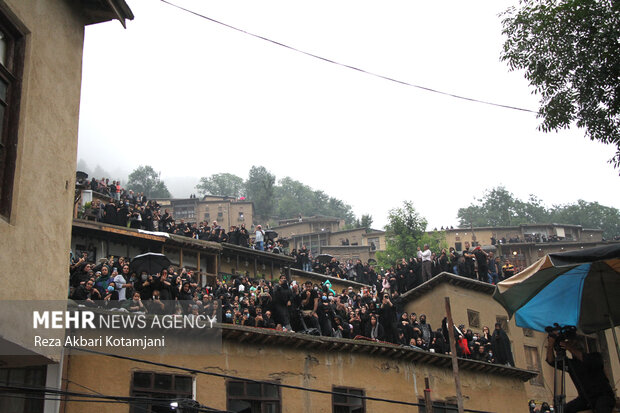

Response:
(333, 386), (365, 413)
(227, 380), (281, 413)
(130, 371), (193, 413)
(0, 365), (47, 413)
(0, 10), (25, 219)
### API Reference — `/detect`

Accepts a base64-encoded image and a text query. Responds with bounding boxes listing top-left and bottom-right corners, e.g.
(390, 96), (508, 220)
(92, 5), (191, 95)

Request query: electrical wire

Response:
(160, 0), (537, 114)
(0, 384), (230, 412)
(68, 346), (495, 413)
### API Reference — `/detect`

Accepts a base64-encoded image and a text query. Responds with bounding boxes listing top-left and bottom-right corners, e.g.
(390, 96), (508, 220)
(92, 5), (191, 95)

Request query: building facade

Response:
(438, 224), (612, 269)
(163, 195), (254, 230)
(63, 323), (538, 413)
(273, 216), (385, 259)
(0, 1), (133, 412)
(401, 272), (620, 406)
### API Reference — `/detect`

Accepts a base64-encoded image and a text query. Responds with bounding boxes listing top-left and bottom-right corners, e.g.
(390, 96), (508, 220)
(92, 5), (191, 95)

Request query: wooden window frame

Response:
(130, 371), (194, 413)
(467, 309), (480, 329)
(0, 5), (25, 220)
(226, 379), (281, 413)
(333, 386), (365, 413)
(523, 345), (544, 386)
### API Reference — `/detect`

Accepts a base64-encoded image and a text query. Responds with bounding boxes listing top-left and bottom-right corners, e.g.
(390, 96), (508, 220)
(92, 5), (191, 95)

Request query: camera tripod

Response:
(552, 343), (593, 413)
(552, 345), (568, 413)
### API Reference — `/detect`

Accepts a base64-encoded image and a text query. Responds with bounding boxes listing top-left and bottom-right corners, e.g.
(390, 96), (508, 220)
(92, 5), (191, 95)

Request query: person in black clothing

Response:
(491, 322), (514, 366)
(354, 259), (365, 284)
(449, 247), (460, 275)
(272, 275), (293, 331)
(300, 280), (320, 331)
(546, 334), (616, 413)
(472, 246), (488, 282)
(238, 224), (250, 247)
(365, 314), (385, 341)
(379, 294), (397, 343)
(462, 244), (475, 278)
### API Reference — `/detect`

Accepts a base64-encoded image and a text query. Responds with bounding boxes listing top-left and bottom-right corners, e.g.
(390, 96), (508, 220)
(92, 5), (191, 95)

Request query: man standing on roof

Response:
(417, 244), (432, 282)
(255, 225), (265, 251)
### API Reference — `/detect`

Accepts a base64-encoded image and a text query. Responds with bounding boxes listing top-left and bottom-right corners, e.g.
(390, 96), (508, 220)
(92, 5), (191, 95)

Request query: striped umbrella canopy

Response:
(493, 244), (620, 334)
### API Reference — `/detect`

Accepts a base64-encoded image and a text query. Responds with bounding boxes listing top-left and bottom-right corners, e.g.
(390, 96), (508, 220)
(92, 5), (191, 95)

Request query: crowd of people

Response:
(299, 242), (520, 296)
(82, 177), (286, 252)
(68, 254), (515, 368)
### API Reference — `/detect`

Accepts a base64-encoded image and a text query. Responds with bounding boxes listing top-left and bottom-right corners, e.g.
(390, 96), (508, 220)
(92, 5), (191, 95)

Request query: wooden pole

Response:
(445, 297), (465, 413)
(424, 377), (433, 413)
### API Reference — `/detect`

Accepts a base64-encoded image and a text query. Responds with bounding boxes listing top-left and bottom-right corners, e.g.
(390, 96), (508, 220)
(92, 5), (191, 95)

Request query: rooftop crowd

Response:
(68, 252), (516, 368)
(81, 178), (284, 252)
(300, 241), (521, 290)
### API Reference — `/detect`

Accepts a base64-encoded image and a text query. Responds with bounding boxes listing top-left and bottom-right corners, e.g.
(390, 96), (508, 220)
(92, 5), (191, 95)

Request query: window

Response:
(0, 366), (46, 413)
(238, 212), (244, 221)
(524, 346), (544, 386)
(418, 399), (458, 413)
(496, 315), (509, 333)
(204, 212), (210, 220)
(131, 371), (193, 413)
(0, 10), (25, 219)
(522, 328), (534, 337)
(454, 242), (462, 251)
(467, 309), (480, 328)
(175, 206), (194, 220)
(227, 380), (280, 413)
(333, 387), (365, 413)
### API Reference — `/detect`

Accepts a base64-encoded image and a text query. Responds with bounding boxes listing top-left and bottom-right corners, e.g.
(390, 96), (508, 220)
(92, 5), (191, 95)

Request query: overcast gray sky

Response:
(77, 0), (619, 229)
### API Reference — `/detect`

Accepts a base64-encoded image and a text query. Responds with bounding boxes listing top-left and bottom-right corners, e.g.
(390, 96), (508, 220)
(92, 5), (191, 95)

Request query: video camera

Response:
(545, 323), (577, 350)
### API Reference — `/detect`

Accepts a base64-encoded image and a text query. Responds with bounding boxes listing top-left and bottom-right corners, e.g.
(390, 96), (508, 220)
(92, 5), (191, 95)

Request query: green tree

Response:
(195, 173), (244, 197)
(458, 186), (551, 227)
(457, 186), (619, 238)
(376, 201), (430, 268)
(245, 166), (276, 221)
(126, 165), (171, 198)
(501, 0), (620, 168)
(360, 214), (373, 230)
(550, 200), (620, 239)
(274, 177), (356, 225)
(275, 177), (314, 218)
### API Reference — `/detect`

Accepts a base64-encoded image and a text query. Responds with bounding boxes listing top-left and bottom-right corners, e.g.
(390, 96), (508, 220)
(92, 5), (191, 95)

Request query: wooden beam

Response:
(445, 297), (464, 413)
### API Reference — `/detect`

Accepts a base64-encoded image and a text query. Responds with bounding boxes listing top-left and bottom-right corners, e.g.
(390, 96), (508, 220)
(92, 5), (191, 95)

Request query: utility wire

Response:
(68, 346), (495, 413)
(160, 0), (537, 114)
(0, 384), (229, 412)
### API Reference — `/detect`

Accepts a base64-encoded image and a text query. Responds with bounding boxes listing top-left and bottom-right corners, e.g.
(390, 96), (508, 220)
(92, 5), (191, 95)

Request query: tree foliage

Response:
(354, 214), (374, 230)
(245, 166), (276, 221)
(457, 187), (549, 227)
(195, 173), (244, 198)
(274, 177), (356, 225)
(195, 167), (358, 225)
(552, 200), (620, 239)
(501, 0), (620, 169)
(376, 201), (445, 268)
(126, 165), (171, 198)
(457, 186), (620, 238)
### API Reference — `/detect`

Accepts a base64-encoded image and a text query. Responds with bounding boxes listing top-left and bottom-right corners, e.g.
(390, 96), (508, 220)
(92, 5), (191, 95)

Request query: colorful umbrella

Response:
(493, 244), (620, 334)
(493, 244), (620, 362)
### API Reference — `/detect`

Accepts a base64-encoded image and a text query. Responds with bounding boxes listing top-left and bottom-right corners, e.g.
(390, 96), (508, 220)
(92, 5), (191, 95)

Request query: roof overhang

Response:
(82, 0), (134, 28)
